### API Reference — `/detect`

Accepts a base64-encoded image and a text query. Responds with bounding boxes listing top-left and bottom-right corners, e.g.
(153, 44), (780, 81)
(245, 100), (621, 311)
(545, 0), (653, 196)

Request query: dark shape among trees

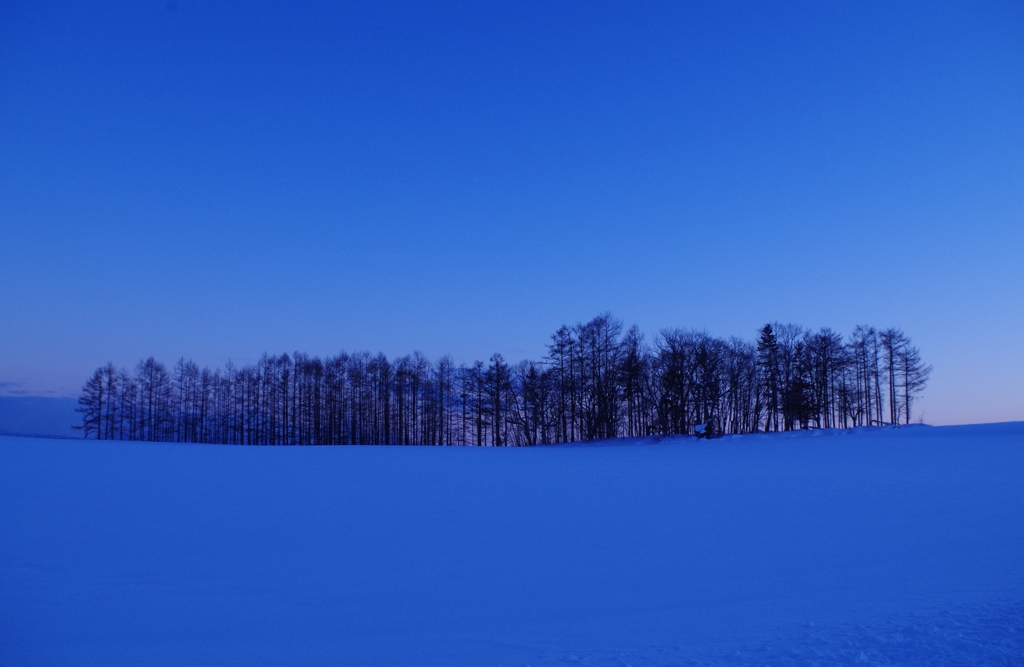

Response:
(76, 315), (931, 445)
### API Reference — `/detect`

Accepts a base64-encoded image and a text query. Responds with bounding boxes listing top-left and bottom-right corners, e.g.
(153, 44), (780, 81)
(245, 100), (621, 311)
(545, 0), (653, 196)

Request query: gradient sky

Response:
(2, 1), (1022, 426)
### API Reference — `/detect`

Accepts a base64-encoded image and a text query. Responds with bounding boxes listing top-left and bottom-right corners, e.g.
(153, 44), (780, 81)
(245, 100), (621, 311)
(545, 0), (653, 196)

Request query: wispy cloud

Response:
(0, 381), (27, 396)
(0, 382), (77, 398)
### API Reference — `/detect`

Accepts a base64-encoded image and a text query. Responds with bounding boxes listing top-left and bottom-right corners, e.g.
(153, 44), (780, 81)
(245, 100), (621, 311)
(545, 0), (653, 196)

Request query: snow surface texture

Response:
(1, 424), (1022, 666)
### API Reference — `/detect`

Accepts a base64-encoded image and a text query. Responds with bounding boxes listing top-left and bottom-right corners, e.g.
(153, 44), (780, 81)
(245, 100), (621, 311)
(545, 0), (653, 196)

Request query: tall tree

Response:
(136, 357), (171, 441)
(879, 328), (905, 425)
(487, 353), (511, 446)
(76, 367), (106, 439)
(756, 325), (780, 432)
(898, 337), (932, 424)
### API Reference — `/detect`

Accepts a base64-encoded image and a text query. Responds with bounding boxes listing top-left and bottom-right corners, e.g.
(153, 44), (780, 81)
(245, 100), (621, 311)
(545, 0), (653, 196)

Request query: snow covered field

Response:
(2, 424), (1022, 665)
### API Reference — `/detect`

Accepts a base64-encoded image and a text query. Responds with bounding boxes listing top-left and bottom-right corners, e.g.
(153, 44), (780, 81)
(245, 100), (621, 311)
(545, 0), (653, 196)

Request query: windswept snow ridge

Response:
(1, 423), (1022, 665)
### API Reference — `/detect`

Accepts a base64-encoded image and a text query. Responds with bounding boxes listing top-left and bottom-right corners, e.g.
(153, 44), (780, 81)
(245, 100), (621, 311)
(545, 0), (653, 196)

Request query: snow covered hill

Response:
(2, 424), (1022, 665)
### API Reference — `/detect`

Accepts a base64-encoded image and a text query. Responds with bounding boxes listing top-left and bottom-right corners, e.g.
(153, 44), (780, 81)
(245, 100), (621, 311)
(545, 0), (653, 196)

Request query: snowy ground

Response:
(1, 424), (1022, 665)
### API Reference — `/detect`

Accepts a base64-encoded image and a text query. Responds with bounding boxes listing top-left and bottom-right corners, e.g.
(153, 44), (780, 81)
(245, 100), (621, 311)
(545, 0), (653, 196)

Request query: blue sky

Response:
(1, 1), (1022, 425)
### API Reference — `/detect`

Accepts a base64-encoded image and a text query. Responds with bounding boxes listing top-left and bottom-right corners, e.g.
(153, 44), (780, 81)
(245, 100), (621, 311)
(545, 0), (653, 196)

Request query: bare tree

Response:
(77, 315), (931, 445)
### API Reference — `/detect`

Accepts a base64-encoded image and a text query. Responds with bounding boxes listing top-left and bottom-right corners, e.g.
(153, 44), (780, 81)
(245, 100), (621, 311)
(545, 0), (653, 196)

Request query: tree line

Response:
(77, 314), (931, 445)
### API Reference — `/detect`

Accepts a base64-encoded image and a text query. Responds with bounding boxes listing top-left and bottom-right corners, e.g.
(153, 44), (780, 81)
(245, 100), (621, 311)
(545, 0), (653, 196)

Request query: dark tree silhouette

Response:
(77, 316), (932, 445)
